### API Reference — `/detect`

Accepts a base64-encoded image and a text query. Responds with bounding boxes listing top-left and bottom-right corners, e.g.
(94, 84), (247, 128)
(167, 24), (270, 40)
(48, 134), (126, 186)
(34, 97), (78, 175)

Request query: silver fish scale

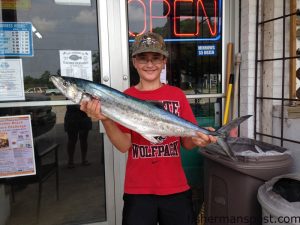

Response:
(51, 75), (207, 137)
(99, 93), (198, 137)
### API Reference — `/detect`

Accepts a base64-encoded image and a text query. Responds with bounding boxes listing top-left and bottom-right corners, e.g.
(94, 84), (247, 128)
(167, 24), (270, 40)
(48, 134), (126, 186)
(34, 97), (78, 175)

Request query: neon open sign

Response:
(128, 0), (222, 42)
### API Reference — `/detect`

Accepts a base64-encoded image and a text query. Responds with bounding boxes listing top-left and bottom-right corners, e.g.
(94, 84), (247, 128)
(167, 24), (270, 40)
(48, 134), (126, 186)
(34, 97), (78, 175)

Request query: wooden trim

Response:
(225, 43), (233, 91)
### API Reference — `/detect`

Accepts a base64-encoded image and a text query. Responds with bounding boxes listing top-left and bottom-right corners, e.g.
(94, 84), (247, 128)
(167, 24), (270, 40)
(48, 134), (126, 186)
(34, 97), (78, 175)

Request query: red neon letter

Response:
(173, 0), (196, 37)
(150, 0), (170, 32)
(128, 0), (147, 37)
(196, 0), (218, 36)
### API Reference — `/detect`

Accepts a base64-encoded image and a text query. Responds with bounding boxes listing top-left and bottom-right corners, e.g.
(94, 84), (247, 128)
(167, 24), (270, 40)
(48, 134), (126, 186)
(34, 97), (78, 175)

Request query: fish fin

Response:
(141, 134), (166, 144)
(216, 137), (238, 161)
(217, 115), (252, 137)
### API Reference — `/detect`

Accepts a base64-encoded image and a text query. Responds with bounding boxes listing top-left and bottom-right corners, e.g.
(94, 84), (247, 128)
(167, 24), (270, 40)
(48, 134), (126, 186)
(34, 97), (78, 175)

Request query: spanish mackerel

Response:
(50, 75), (252, 160)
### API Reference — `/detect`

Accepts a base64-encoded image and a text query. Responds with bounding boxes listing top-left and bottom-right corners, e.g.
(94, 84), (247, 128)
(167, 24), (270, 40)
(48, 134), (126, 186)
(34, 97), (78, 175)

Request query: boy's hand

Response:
(191, 127), (217, 147)
(80, 99), (108, 121)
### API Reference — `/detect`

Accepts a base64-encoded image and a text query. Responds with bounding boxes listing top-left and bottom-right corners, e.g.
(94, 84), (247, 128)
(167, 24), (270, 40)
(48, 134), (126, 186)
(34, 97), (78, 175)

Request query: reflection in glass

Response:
(1, 1), (106, 224)
(0, 96), (56, 137)
(64, 105), (92, 168)
(128, 0), (223, 93)
(0, 0), (101, 102)
(1, 105), (106, 225)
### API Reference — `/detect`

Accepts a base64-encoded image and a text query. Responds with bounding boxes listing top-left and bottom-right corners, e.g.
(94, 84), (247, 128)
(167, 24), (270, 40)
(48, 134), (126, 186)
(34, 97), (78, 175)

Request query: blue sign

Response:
(0, 22), (33, 57)
(197, 45), (216, 56)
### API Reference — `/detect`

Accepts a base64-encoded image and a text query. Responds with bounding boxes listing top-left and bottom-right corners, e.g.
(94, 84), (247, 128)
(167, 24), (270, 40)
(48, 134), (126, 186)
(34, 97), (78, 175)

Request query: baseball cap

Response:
(131, 32), (169, 57)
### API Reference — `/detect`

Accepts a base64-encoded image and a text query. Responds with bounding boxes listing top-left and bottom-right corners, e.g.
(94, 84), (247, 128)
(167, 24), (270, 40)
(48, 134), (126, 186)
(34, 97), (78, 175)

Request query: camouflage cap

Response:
(131, 32), (169, 57)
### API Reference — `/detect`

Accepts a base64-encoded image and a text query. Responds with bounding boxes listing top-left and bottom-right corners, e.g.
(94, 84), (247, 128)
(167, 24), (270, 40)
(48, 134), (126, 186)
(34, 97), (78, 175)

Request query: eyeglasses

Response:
(135, 55), (164, 65)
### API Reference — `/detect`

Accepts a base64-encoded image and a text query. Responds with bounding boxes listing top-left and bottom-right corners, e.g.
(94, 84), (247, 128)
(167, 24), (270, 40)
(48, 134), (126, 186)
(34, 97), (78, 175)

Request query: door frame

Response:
(96, 0), (130, 224)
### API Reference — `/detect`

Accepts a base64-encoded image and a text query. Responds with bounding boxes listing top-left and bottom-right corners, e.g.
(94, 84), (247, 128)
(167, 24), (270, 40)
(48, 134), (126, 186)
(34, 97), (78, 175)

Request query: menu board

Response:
(0, 22), (33, 57)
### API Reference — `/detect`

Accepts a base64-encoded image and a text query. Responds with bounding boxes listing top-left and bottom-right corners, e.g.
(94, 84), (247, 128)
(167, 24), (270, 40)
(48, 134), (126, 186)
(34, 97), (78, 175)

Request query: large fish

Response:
(50, 75), (252, 160)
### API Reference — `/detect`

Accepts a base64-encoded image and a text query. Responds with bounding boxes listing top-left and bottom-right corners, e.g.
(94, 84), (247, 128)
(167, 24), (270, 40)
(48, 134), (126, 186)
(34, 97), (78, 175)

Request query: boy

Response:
(80, 32), (216, 225)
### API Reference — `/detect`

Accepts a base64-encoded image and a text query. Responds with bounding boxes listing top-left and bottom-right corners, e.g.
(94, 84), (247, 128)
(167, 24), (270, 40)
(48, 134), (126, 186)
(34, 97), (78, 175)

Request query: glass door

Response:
(0, 1), (117, 224)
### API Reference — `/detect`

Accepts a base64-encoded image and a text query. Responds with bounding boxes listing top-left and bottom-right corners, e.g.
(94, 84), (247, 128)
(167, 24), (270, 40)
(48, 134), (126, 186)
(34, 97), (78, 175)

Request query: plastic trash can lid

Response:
(200, 138), (293, 180)
(257, 173), (300, 221)
(201, 137), (291, 163)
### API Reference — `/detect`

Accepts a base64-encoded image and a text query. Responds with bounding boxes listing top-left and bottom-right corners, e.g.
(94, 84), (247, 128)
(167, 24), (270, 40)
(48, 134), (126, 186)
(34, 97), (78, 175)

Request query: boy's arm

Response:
(181, 130), (217, 150)
(102, 119), (131, 153)
(80, 99), (131, 153)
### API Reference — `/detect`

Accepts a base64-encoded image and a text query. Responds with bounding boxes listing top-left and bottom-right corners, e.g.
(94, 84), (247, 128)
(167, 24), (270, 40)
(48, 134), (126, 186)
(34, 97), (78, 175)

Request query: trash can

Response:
(200, 137), (293, 225)
(257, 173), (300, 225)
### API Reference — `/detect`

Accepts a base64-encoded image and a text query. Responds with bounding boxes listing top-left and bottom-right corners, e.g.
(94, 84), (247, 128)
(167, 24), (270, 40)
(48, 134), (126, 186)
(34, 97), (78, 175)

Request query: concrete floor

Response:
(6, 121), (106, 225)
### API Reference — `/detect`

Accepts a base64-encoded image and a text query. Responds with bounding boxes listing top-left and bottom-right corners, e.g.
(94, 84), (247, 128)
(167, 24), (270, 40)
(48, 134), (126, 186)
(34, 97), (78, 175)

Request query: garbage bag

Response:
(259, 173), (300, 214)
(273, 178), (300, 202)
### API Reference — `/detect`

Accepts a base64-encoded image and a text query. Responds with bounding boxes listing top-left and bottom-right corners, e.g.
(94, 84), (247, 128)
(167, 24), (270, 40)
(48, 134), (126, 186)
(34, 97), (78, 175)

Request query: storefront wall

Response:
(240, 0), (300, 172)
(0, 0), (240, 224)
(239, 0), (257, 138)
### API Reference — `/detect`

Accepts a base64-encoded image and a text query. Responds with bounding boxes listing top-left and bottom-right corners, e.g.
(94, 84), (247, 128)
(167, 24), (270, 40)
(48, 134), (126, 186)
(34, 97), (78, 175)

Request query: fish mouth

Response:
(50, 75), (89, 103)
(50, 76), (68, 92)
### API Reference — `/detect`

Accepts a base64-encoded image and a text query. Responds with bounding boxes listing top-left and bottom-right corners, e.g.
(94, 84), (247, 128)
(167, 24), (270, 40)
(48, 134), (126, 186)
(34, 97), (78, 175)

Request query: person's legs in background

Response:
(79, 129), (90, 165)
(67, 130), (78, 168)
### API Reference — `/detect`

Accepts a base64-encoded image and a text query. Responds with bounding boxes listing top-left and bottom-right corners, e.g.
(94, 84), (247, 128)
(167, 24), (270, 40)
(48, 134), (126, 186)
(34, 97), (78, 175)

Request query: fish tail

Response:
(216, 115), (252, 137)
(212, 115), (252, 160)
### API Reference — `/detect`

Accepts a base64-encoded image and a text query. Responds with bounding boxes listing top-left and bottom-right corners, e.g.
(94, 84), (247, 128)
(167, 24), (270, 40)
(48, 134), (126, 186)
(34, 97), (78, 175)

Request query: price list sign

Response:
(0, 22), (33, 57)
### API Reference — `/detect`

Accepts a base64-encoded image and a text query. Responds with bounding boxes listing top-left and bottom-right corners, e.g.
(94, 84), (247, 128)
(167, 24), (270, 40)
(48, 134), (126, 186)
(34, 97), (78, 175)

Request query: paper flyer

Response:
(0, 59), (25, 101)
(0, 115), (36, 178)
(59, 50), (93, 81)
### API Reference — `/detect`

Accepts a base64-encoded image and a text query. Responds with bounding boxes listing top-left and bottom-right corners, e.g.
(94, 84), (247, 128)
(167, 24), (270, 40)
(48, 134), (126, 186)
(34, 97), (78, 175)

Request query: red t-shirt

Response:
(118, 84), (197, 195)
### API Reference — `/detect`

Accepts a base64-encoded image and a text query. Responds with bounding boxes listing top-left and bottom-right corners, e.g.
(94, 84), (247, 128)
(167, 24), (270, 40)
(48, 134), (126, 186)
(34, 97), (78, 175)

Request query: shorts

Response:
(122, 189), (196, 225)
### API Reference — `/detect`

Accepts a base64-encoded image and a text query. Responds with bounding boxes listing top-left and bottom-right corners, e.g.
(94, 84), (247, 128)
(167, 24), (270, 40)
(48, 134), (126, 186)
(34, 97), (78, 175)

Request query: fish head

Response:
(50, 76), (91, 103)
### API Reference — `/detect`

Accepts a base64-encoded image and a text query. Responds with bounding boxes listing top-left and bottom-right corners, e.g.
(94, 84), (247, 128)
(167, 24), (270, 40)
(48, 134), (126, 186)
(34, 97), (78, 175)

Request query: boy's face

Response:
(132, 52), (167, 83)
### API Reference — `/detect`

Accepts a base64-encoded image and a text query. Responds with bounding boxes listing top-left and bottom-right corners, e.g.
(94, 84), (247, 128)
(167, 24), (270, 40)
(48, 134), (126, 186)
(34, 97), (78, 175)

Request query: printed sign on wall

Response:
(59, 50), (93, 81)
(0, 115), (36, 178)
(0, 59), (25, 101)
(197, 44), (216, 56)
(0, 22), (33, 57)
